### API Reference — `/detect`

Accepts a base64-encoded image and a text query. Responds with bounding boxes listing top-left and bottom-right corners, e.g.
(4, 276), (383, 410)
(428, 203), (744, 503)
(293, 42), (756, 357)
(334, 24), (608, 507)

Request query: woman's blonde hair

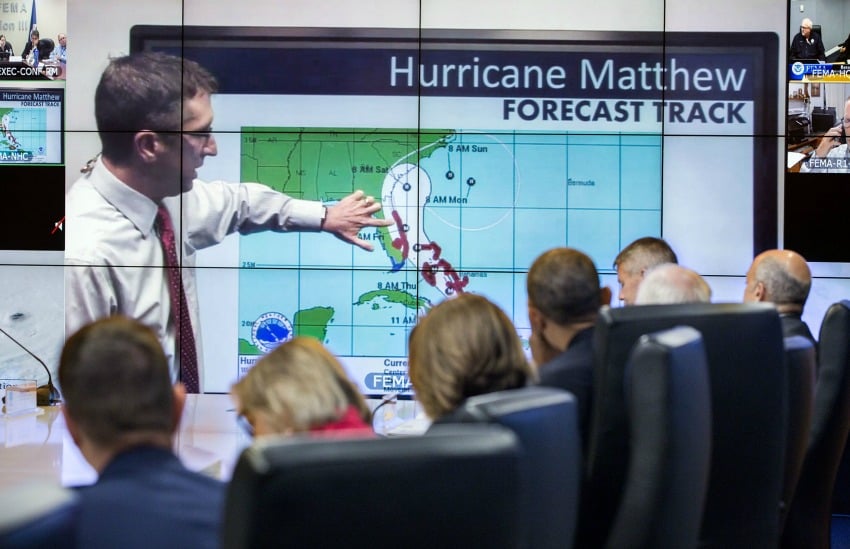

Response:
(231, 337), (370, 433)
(408, 293), (533, 419)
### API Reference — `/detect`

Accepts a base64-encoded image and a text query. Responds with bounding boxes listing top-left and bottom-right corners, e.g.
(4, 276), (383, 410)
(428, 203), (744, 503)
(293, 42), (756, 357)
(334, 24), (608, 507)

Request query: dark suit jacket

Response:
(839, 33), (850, 62)
(74, 446), (225, 549)
(536, 326), (595, 445)
(781, 312), (817, 348)
(21, 40), (35, 59)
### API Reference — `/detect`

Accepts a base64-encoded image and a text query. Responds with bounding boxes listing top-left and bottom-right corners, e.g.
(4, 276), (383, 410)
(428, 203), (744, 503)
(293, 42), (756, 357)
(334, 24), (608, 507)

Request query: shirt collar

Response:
(89, 156), (160, 237)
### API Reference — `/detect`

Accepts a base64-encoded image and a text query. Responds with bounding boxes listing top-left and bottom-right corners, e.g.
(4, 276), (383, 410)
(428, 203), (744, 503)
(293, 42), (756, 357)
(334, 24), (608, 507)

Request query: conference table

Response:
(0, 394), (250, 488)
(0, 393), (429, 489)
(0, 56), (64, 80)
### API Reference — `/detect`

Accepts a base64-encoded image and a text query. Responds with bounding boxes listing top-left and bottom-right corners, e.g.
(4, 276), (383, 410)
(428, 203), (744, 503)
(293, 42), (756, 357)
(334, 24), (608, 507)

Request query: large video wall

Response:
(3, 0), (847, 395)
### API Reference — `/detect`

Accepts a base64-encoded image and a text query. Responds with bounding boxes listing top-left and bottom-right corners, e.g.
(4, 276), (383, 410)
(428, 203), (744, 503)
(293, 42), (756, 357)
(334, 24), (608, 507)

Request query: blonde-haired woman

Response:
(232, 337), (372, 437)
(408, 293), (534, 422)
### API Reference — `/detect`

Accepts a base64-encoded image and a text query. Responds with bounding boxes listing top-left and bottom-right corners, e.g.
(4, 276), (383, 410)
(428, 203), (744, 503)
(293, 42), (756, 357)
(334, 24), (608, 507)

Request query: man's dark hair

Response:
(95, 52), (218, 163)
(613, 236), (678, 272)
(527, 247), (601, 325)
(30, 30), (39, 39)
(59, 316), (175, 447)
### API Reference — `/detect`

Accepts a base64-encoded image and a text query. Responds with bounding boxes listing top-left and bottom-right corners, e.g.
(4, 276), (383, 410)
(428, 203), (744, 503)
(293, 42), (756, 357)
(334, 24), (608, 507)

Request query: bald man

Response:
(634, 263), (711, 304)
(743, 249), (815, 345)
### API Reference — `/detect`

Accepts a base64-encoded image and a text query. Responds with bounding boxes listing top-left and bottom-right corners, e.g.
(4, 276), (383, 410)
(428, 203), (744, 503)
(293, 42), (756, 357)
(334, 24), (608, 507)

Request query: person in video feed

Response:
(21, 29), (38, 61)
(0, 35), (14, 55)
(838, 32), (850, 63)
(802, 96), (850, 173)
(790, 18), (825, 61)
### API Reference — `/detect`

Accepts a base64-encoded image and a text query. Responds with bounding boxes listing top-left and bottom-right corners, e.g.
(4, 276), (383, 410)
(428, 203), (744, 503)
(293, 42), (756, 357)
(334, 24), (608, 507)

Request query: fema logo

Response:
(251, 312), (294, 353)
(791, 62), (806, 77)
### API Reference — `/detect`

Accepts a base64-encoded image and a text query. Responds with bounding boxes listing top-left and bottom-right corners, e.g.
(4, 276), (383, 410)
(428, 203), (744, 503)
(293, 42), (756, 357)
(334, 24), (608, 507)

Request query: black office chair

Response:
(604, 326), (711, 549)
(443, 386), (582, 549)
(579, 303), (786, 549)
(35, 38), (53, 61)
(779, 336), (816, 535)
(221, 424), (522, 549)
(783, 300), (850, 549)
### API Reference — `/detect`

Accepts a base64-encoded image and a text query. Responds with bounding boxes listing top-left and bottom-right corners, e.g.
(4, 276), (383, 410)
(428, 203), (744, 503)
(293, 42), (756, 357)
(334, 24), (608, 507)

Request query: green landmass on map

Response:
(238, 338), (261, 355)
(238, 306), (336, 355)
(293, 306), (335, 341)
(355, 289), (429, 311)
(0, 108), (32, 153)
(240, 127), (454, 265)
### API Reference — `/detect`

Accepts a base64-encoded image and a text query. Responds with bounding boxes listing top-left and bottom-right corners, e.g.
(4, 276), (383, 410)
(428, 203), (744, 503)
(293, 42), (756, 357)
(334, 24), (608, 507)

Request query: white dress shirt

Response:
(800, 143), (850, 173)
(65, 157), (324, 389)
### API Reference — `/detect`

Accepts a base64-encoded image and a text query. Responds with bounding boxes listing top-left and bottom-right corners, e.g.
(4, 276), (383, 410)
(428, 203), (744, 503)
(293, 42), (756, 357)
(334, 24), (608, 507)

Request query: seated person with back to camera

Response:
(231, 337), (373, 438)
(526, 247), (610, 444)
(408, 293), (534, 425)
(59, 316), (225, 549)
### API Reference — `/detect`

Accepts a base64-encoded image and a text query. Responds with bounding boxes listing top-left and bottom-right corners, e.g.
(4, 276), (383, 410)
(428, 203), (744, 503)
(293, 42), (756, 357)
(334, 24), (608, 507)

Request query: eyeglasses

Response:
(236, 411), (255, 437)
(801, 26), (812, 30)
(184, 127), (214, 143)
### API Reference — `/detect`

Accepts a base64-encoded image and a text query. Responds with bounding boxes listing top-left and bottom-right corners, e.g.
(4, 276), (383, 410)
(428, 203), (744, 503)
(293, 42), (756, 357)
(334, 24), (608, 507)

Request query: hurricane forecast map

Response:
(0, 90), (63, 164)
(236, 127), (662, 394)
(0, 107), (47, 161)
(154, 28), (775, 394)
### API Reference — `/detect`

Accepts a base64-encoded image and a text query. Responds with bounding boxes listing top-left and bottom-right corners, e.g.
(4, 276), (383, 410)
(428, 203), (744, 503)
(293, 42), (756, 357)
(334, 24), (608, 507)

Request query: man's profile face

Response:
(742, 265), (759, 302)
(58, 34), (66, 47)
(616, 262), (643, 306)
(178, 92), (218, 193)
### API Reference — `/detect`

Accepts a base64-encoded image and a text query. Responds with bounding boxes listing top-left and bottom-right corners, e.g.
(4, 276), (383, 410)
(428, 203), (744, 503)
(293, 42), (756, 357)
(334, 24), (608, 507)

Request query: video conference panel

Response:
(784, 2), (850, 262)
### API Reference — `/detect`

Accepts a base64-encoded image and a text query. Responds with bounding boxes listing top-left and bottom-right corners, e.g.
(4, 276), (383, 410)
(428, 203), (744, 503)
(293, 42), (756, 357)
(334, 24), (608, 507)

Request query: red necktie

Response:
(155, 205), (200, 393)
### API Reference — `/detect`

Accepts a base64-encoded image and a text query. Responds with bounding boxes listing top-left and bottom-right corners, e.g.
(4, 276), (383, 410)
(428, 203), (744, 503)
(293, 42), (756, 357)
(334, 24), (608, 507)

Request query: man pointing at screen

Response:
(65, 52), (392, 392)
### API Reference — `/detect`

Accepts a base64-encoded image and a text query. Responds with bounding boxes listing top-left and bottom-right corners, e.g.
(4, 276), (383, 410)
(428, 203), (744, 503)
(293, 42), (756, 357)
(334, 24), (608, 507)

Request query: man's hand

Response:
(815, 125), (844, 158)
(322, 190), (394, 251)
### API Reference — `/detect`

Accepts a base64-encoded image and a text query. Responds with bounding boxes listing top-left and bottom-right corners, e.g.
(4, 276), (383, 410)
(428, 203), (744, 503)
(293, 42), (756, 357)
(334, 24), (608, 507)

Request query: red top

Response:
(310, 406), (374, 437)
